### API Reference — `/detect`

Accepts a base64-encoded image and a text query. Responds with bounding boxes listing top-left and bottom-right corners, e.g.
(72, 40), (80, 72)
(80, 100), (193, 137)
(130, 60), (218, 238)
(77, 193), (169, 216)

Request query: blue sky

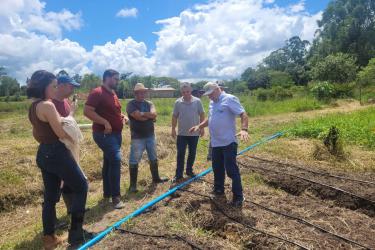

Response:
(0, 0), (331, 82)
(44, 0), (330, 51)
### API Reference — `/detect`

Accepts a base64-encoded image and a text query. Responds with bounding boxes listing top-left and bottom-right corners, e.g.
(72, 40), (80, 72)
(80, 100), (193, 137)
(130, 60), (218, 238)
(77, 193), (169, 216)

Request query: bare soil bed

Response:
(93, 159), (375, 250)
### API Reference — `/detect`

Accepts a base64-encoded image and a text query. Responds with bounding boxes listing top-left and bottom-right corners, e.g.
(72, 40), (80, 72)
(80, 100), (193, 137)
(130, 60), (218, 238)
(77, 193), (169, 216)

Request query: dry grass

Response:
(0, 99), (374, 249)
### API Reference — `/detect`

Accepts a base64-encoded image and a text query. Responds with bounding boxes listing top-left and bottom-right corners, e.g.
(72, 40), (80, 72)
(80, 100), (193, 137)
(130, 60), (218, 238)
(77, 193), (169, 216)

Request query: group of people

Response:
(26, 69), (249, 250)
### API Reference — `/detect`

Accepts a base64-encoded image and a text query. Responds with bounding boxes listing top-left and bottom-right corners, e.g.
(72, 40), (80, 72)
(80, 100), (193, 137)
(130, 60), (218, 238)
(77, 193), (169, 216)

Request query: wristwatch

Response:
(140, 112), (144, 116)
(241, 128), (248, 132)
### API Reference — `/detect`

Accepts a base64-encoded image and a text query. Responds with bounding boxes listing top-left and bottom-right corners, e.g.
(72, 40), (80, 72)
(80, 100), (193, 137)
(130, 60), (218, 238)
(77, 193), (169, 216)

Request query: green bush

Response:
(255, 88), (268, 101)
(309, 81), (335, 101)
(269, 70), (294, 88)
(311, 53), (357, 83)
(254, 87), (293, 102)
(270, 86), (293, 101)
(332, 83), (355, 98)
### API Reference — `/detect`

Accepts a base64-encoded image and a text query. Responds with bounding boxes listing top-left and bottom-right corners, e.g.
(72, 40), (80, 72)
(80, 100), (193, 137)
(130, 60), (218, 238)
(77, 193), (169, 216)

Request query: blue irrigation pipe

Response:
(78, 131), (285, 250)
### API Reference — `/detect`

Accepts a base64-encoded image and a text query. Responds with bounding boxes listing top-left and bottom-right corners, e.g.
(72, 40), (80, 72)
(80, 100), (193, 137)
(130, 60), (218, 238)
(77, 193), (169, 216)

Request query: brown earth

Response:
(93, 167), (375, 250)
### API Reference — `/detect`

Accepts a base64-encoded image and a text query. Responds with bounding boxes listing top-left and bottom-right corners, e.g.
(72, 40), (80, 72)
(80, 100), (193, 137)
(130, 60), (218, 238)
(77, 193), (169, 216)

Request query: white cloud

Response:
(0, 33), (89, 83)
(0, 0), (85, 82)
(290, 1), (305, 13)
(0, 0), (82, 38)
(0, 0), (322, 83)
(116, 8), (138, 18)
(89, 38), (154, 75)
(151, 0), (321, 80)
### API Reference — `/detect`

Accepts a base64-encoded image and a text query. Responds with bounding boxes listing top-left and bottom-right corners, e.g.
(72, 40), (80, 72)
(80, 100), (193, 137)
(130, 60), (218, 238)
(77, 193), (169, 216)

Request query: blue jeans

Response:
(93, 132), (122, 198)
(175, 136), (199, 178)
(36, 141), (88, 235)
(129, 136), (157, 165)
(212, 142), (243, 199)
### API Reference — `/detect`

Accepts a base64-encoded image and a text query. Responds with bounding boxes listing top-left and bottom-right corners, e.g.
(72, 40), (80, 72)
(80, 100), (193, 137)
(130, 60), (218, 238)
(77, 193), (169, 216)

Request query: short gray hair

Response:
(180, 82), (192, 91)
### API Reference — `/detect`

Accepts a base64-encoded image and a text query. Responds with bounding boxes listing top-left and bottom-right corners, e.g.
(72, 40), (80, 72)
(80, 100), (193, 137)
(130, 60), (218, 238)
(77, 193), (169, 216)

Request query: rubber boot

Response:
(128, 165), (138, 192)
(149, 160), (169, 183)
(68, 213), (95, 247)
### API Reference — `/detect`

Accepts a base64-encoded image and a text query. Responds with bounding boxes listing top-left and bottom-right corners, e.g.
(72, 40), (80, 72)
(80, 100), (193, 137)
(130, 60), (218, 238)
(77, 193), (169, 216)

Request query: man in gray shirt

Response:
(172, 83), (205, 183)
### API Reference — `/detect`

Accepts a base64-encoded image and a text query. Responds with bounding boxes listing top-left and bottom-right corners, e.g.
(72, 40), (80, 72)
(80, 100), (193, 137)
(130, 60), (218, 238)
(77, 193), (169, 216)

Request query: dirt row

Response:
(238, 156), (375, 217)
(93, 164), (375, 250)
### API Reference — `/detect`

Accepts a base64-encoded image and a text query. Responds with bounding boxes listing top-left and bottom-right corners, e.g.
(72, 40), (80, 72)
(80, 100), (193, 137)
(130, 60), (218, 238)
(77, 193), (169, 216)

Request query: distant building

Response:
(149, 87), (176, 98)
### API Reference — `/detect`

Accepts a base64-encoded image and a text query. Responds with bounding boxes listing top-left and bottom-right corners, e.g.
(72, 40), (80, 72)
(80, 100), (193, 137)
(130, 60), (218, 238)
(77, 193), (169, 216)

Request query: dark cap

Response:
(57, 75), (80, 87)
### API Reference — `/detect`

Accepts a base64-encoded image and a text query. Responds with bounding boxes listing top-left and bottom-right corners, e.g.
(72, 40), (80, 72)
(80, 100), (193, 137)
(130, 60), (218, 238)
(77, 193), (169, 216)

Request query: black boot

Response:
(62, 192), (73, 215)
(68, 213), (95, 247)
(149, 160), (169, 183)
(129, 165), (138, 193)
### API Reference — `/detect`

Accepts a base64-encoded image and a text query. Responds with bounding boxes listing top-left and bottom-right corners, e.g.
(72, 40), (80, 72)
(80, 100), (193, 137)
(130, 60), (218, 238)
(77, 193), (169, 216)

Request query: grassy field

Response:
(0, 94), (323, 124)
(0, 95), (374, 249)
(289, 107), (375, 149)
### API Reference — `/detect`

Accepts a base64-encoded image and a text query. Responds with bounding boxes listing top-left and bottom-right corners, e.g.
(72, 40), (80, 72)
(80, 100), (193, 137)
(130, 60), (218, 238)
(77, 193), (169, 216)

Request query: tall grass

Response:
(239, 95), (322, 116)
(289, 107), (375, 149)
(0, 101), (30, 113)
(0, 95), (323, 124)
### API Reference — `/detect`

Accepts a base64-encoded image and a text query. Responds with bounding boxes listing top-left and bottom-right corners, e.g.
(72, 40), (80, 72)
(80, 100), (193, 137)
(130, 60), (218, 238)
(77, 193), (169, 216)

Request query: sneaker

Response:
(186, 171), (196, 178)
(42, 234), (63, 250)
(112, 197), (125, 209)
(229, 196), (245, 208)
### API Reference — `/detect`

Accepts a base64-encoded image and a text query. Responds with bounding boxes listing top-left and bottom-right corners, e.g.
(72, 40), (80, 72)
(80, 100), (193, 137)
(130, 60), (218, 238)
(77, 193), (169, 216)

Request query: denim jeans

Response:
(129, 135), (157, 165)
(93, 132), (122, 198)
(175, 136), (199, 178)
(36, 141), (88, 235)
(212, 142), (243, 199)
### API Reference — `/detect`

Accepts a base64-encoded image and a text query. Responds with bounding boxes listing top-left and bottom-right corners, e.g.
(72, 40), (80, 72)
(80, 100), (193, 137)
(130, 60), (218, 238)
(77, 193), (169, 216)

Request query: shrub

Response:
(311, 53), (357, 83)
(309, 81), (335, 101)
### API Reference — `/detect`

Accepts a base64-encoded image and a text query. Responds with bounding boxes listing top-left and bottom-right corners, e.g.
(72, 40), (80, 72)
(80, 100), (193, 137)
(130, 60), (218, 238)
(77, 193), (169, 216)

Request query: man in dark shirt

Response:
(52, 75), (80, 217)
(84, 69), (127, 209)
(126, 83), (168, 192)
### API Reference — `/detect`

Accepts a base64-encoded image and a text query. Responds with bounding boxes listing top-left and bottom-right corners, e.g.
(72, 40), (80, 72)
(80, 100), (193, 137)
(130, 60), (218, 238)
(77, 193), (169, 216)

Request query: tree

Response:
(268, 70), (294, 88)
(262, 36), (310, 85)
(357, 57), (375, 103)
(0, 66), (6, 77)
(120, 72), (132, 80)
(80, 74), (101, 90)
(310, 0), (375, 66)
(241, 67), (272, 90)
(358, 57), (375, 87)
(0, 76), (20, 96)
(311, 53), (357, 83)
(72, 74), (82, 83)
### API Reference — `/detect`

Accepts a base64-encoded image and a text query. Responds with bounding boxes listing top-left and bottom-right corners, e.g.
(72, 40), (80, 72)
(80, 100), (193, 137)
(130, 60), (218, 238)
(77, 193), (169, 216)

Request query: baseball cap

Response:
(57, 75), (80, 87)
(203, 82), (219, 96)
